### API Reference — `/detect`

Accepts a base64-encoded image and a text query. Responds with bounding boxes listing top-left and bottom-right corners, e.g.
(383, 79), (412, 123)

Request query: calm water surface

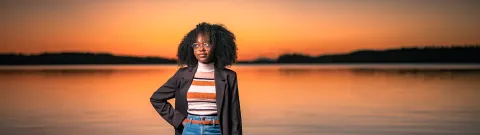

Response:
(1, 64), (479, 135)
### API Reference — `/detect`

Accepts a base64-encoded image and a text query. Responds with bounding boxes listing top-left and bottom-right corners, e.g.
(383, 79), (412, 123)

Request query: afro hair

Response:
(176, 22), (238, 69)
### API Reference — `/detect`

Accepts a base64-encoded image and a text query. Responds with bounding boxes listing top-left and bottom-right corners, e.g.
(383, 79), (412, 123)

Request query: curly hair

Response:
(176, 22), (238, 68)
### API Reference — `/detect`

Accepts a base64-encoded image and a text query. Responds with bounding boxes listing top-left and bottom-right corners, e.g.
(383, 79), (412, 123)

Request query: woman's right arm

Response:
(150, 69), (187, 129)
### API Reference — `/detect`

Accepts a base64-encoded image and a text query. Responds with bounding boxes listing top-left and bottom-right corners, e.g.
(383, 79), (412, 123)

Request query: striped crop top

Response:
(186, 62), (217, 115)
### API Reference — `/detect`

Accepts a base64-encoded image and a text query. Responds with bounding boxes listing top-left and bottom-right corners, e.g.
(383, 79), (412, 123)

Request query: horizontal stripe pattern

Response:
(187, 76), (217, 115)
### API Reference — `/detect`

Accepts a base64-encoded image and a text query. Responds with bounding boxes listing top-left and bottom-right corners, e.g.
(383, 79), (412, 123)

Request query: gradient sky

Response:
(1, 0), (479, 60)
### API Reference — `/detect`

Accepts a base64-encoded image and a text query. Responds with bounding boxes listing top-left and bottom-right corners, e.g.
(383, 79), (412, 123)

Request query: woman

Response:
(150, 22), (242, 135)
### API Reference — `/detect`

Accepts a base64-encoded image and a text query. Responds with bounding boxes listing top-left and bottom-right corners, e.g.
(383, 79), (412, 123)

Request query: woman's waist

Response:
(186, 113), (219, 120)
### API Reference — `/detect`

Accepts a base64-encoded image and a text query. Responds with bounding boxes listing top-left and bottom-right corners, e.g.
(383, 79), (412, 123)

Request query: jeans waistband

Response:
(186, 114), (219, 121)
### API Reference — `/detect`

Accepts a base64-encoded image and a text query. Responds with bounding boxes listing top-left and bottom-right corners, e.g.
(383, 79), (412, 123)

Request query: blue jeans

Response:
(182, 114), (221, 135)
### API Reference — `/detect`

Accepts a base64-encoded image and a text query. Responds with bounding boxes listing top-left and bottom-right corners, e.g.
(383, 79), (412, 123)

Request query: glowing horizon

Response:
(2, 0), (479, 61)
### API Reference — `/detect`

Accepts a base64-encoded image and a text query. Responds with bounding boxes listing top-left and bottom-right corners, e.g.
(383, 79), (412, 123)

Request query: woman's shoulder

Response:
(220, 67), (237, 76)
(174, 65), (192, 73)
(220, 68), (238, 83)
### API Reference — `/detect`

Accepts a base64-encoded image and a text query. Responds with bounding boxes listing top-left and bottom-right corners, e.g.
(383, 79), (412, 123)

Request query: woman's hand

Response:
(182, 118), (187, 126)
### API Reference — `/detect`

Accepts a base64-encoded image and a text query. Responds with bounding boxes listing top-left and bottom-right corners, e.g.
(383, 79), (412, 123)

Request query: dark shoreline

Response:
(1, 45), (479, 65)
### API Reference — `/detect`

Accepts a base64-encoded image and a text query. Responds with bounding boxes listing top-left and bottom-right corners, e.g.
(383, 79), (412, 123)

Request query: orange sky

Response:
(1, 0), (479, 60)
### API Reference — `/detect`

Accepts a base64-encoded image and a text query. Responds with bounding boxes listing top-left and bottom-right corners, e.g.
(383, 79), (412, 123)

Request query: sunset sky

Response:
(1, 0), (479, 60)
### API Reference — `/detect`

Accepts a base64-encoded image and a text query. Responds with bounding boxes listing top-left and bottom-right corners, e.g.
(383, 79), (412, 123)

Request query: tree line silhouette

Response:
(1, 45), (479, 65)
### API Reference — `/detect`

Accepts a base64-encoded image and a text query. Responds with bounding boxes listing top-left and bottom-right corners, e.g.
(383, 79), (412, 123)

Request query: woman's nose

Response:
(198, 46), (206, 51)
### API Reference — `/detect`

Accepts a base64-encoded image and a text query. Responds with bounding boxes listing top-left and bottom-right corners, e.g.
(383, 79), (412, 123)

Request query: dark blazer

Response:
(150, 65), (242, 135)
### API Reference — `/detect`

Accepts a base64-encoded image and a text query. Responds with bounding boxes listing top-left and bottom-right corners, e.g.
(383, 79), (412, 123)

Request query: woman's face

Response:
(193, 33), (213, 63)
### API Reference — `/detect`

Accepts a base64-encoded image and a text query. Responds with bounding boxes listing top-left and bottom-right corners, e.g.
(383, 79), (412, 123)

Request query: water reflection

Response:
(0, 65), (479, 135)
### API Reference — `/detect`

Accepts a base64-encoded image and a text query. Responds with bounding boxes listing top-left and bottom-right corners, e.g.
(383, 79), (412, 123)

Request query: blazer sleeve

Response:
(231, 72), (243, 135)
(150, 69), (186, 129)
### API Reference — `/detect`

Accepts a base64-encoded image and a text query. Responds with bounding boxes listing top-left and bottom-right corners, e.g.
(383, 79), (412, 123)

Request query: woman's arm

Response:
(150, 69), (186, 129)
(231, 72), (243, 135)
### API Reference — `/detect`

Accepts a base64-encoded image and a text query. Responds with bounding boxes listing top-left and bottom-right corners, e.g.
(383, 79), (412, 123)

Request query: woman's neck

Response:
(197, 61), (214, 72)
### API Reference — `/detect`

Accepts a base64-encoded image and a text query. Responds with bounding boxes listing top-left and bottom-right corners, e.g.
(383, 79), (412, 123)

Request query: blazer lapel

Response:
(214, 67), (226, 117)
(182, 65), (227, 117)
(179, 65), (197, 111)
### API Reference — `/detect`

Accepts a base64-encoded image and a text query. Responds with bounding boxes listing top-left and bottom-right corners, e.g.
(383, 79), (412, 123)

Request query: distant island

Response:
(1, 45), (479, 65)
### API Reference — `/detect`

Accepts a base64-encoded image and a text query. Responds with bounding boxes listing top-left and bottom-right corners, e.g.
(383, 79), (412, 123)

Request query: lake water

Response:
(1, 64), (479, 135)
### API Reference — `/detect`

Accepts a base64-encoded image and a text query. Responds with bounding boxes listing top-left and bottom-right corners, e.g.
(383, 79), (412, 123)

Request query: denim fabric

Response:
(182, 114), (221, 135)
